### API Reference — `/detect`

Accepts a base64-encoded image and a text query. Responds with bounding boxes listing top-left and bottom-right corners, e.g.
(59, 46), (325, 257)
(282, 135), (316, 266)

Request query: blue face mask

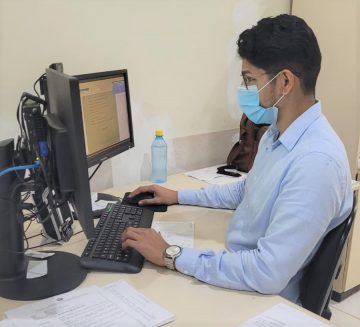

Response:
(237, 72), (284, 124)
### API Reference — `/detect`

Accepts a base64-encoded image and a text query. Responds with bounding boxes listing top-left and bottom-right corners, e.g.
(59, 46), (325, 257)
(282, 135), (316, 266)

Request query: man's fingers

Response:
(128, 186), (154, 198)
(138, 198), (160, 206)
(122, 238), (138, 250)
(122, 227), (143, 241)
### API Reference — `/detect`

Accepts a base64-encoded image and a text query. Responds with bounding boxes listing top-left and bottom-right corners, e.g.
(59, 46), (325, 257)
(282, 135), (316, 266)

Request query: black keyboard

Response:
(80, 202), (154, 273)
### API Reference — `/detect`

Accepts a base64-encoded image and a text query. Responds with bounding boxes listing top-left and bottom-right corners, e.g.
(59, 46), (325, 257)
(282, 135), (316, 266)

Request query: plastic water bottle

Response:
(151, 130), (167, 183)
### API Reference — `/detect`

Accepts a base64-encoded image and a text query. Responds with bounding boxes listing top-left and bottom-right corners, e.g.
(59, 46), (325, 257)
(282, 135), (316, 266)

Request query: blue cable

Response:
(0, 161), (40, 177)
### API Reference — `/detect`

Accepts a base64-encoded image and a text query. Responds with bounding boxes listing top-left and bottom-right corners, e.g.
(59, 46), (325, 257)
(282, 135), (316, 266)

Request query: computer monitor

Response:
(46, 68), (95, 239)
(75, 70), (134, 167)
(45, 68), (134, 239)
(0, 67), (135, 301)
(0, 69), (134, 300)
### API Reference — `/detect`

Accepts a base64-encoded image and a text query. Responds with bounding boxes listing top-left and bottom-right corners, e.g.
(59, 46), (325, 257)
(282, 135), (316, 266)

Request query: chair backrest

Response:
(300, 194), (357, 316)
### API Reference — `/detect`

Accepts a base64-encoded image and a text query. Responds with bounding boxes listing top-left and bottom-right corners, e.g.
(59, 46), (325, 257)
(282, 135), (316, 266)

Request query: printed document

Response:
(152, 221), (194, 248)
(5, 281), (175, 327)
(238, 303), (330, 327)
(103, 280), (175, 327)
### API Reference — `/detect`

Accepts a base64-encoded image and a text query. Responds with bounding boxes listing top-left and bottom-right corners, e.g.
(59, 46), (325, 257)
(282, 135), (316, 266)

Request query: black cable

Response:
(30, 200), (49, 217)
(16, 96), (27, 142)
(9, 179), (53, 225)
(25, 232), (42, 240)
(36, 160), (59, 214)
(73, 230), (83, 236)
(10, 180), (35, 201)
(23, 212), (37, 221)
(13, 78), (79, 250)
(23, 219), (33, 250)
(24, 210), (42, 221)
(12, 146), (29, 187)
(21, 191), (31, 202)
(24, 234), (29, 250)
(28, 239), (59, 249)
(24, 224), (83, 250)
(24, 219), (33, 232)
(11, 79), (64, 251)
(35, 207), (55, 224)
(89, 162), (103, 180)
(33, 73), (46, 97)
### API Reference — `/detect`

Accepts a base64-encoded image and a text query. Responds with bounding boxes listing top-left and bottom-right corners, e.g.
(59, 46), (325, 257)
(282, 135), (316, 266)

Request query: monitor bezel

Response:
(74, 70), (135, 168)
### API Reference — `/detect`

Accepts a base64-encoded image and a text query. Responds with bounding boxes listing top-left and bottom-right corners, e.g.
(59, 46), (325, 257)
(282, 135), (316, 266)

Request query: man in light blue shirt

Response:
(122, 14), (353, 304)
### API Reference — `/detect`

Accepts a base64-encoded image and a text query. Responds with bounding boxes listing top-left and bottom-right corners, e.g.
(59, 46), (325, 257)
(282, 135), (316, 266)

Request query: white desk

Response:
(0, 174), (332, 326)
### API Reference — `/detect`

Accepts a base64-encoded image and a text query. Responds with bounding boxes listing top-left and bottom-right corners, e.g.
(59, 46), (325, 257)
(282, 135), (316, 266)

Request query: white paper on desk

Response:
(238, 303), (329, 327)
(6, 285), (141, 327)
(102, 280), (175, 327)
(0, 319), (16, 327)
(91, 192), (117, 211)
(185, 165), (246, 185)
(151, 221), (194, 248)
(26, 260), (48, 279)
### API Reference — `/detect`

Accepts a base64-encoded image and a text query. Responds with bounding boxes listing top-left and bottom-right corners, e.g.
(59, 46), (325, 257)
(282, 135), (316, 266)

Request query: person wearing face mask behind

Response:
(122, 14), (353, 304)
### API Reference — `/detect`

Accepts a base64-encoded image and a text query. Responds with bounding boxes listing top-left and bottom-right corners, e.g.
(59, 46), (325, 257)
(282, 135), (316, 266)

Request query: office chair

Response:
(300, 194), (357, 320)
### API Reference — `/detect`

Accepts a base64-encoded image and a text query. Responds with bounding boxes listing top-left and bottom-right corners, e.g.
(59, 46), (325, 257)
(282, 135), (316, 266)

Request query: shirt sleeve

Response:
(175, 152), (348, 294)
(178, 180), (246, 210)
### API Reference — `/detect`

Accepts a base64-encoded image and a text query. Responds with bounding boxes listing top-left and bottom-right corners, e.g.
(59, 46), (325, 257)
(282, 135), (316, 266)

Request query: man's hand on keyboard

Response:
(121, 227), (169, 266)
(128, 185), (178, 206)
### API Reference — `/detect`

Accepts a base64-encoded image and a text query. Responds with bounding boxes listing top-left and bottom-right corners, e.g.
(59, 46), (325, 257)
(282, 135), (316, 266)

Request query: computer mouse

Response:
(125, 192), (154, 204)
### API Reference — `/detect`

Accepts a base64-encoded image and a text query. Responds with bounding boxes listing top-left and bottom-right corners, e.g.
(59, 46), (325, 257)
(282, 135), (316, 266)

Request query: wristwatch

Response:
(163, 245), (182, 270)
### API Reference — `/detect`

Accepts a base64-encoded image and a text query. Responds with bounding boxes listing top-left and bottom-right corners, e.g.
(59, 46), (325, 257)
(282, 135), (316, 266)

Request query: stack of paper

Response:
(185, 165), (246, 185)
(238, 303), (330, 327)
(3, 280), (175, 327)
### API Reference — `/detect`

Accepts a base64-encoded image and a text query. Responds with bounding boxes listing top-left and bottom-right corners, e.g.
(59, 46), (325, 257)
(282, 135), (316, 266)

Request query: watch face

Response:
(166, 245), (181, 256)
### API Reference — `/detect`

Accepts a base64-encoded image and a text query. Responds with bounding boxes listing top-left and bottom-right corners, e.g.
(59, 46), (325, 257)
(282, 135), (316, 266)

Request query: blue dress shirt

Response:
(176, 101), (353, 303)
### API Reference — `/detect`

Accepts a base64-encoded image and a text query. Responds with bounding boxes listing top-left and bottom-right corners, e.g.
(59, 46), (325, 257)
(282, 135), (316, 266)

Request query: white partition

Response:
(292, 0), (360, 177)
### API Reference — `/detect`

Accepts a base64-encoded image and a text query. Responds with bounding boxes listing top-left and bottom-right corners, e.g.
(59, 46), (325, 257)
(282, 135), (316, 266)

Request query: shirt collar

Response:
(270, 101), (322, 151)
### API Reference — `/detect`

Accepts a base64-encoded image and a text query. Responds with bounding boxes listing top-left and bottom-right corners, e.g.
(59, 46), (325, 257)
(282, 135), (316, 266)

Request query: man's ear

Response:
(281, 69), (295, 95)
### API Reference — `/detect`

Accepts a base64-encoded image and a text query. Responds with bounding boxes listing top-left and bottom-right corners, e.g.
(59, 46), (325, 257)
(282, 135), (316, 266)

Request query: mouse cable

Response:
(89, 161), (103, 181)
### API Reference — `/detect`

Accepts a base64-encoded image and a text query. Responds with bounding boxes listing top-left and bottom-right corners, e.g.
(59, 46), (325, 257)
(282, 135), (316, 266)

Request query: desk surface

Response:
(0, 174), (332, 325)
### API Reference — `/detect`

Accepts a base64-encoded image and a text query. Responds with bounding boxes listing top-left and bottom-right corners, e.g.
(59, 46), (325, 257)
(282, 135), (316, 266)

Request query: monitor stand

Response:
(0, 251), (87, 300)
(0, 139), (87, 300)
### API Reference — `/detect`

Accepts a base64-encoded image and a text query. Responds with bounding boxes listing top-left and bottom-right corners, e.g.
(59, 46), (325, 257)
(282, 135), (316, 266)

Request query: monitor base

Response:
(0, 251), (87, 301)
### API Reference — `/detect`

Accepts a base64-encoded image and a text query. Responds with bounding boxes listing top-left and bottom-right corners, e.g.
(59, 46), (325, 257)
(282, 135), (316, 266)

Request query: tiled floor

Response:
(330, 291), (360, 326)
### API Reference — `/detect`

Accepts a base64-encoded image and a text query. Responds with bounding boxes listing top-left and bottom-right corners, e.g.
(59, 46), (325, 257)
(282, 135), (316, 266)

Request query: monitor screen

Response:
(75, 70), (134, 167)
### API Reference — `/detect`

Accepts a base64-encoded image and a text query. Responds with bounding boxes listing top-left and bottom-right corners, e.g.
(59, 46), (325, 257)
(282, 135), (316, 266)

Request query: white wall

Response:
(0, 0), (290, 190)
(292, 0), (360, 177)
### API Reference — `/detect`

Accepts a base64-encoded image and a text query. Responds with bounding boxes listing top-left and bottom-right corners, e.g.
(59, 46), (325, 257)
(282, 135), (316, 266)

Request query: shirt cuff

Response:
(178, 189), (198, 205)
(175, 247), (203, 276)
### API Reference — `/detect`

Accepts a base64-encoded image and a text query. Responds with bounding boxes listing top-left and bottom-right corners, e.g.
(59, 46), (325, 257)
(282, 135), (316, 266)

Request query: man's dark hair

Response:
(237, 14), (321, 95)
